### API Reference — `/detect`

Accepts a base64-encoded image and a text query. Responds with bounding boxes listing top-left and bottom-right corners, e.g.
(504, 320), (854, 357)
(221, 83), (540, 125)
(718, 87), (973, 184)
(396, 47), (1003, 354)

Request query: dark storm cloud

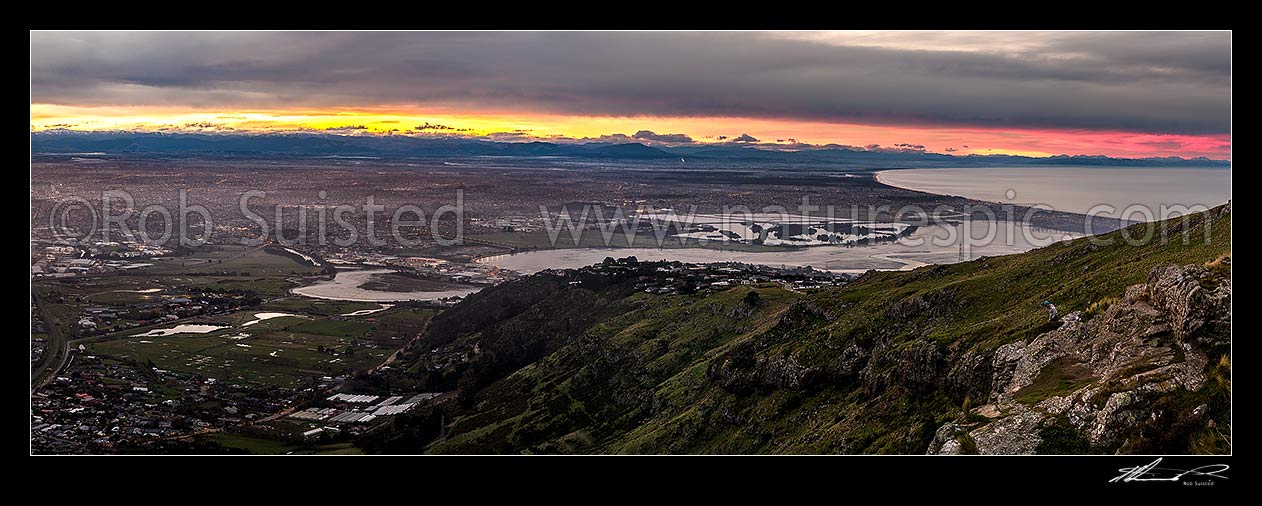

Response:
(632, 130), (694, 143)
(730, 133), (760, 143)
(30, 31), (1231, 134)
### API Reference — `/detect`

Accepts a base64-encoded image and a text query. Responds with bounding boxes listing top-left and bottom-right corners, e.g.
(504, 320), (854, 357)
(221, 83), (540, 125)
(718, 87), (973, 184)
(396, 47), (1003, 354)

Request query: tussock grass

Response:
(1085, 297), (1120, 318)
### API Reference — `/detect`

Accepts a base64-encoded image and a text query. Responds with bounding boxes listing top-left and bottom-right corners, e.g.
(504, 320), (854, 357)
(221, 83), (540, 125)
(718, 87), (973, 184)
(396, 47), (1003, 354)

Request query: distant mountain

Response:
(29, 131), (1230, 168)
(584, 142), (676, 158)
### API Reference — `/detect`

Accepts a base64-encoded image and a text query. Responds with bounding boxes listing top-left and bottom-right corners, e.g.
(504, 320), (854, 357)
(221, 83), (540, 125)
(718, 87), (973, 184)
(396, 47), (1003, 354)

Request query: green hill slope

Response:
(365, 205), (1230, 454)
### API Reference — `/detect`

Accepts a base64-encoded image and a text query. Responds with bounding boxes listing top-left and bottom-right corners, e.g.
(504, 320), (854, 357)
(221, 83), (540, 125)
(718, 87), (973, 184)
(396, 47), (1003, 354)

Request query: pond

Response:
(132, 324), (229, 337)
(241, 312), (302, 326)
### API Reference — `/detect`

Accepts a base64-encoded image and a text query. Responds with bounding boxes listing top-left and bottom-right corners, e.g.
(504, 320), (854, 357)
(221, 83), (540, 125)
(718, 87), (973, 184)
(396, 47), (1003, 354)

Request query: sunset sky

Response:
(30, 31), (1232, 159)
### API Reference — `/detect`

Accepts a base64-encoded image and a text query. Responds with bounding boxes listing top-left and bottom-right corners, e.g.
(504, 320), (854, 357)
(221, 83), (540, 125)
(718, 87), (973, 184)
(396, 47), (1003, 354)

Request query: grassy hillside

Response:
(812, 209), (1230, 351)
(429, 285), (803, 453)
(376, 206), (1230, 454)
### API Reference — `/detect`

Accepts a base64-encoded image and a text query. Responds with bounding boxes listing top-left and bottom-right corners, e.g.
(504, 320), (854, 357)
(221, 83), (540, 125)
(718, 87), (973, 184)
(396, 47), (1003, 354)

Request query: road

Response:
(375, 317), (432, 372)
(31, 290), (69, 391)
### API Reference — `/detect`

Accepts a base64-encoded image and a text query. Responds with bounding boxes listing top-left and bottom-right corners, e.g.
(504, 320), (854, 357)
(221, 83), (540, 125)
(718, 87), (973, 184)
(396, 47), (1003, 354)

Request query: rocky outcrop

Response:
(831, 344), (870, 380)
(1146, 263), (1231, 347)
(945, 349), (993, 402)
(933, 404), (1047, 455)
(707, 301), (834, 393)
(859, 339), (944, 396)
(1147, 264), (1210, 340)
(891, 341), (945, 392)
(933, 263), (1228, 454)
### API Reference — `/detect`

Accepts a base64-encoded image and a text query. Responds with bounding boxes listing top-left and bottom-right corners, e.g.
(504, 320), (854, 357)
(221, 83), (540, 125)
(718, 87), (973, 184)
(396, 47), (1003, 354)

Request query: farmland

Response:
(88, 305), (433, 388)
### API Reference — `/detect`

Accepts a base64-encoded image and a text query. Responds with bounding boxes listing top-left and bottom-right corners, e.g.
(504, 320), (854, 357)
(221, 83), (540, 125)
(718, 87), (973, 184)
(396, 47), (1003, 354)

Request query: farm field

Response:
(88, 306), (433, 387)
(198, 433), (367, 455)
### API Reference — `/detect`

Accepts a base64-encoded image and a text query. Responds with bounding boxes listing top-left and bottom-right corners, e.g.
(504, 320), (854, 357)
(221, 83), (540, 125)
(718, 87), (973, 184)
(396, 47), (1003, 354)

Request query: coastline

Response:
(873, 166), (1230, 222)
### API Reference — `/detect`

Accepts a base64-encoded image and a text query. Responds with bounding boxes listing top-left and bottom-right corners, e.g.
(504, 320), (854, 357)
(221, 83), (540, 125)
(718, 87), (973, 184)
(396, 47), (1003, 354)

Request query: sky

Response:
(30, 31), (1232, 159)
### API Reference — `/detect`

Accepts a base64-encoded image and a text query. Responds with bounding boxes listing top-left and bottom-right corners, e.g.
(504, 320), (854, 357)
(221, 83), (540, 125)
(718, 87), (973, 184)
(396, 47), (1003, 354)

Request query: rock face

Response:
(931, 263), (1229, 454)
(945, 349), (993, 402)
(860, 339), (944, 396)
(932, 404), (1047, 455)
(1148, 264), (1209, 339)
(708, 301), (832, 393)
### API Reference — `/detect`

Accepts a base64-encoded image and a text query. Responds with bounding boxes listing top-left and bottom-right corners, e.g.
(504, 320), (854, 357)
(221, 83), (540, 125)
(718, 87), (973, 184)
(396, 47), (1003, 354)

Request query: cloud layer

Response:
(31, 31), (1231, 135)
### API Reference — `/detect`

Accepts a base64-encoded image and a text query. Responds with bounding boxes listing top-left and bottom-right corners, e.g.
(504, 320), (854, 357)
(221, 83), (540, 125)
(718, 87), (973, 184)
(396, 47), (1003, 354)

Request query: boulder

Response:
(1146, 264), (1209, 341)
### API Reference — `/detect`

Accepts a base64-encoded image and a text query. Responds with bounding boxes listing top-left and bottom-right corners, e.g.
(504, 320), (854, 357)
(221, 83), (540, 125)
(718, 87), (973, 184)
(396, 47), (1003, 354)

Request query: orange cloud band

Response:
(30, 104), (1231, 160)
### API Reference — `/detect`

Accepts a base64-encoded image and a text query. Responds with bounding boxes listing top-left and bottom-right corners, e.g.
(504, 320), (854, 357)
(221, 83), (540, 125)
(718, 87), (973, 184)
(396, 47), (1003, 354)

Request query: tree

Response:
(743, 290), (761, 306)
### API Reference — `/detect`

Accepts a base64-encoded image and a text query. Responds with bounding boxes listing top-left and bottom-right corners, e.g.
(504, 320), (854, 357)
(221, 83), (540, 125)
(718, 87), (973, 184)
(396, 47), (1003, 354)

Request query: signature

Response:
(1110, 458), (1229, 483)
